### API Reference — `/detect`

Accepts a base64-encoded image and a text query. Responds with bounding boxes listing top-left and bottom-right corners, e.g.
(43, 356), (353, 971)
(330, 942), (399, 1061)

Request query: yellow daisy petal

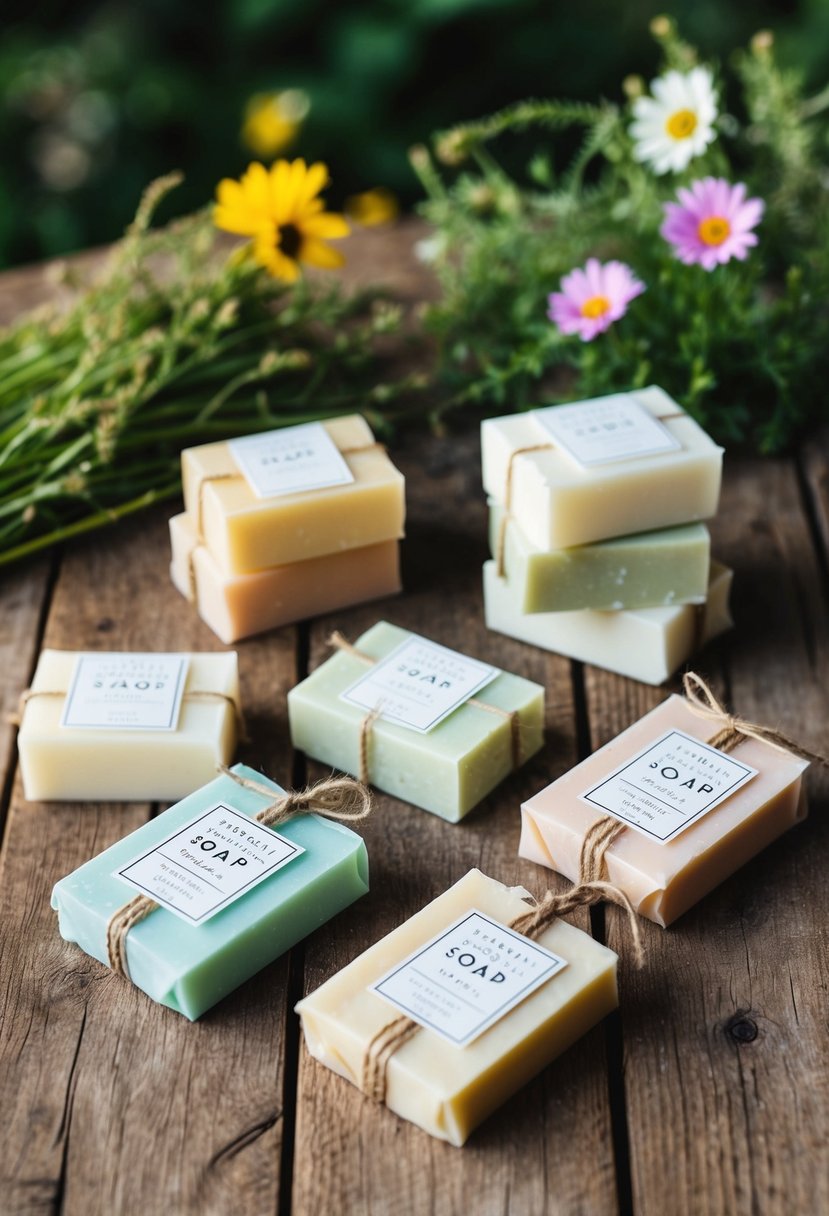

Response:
(216, 178), (244, 207)
(269, 159), (296, 224)
(213, 205), (263, 237)
(241, 162), (271, 211)
(300, 238), (346, 269)
(301, 212), (350, 239)
(296, 161), (330, 209)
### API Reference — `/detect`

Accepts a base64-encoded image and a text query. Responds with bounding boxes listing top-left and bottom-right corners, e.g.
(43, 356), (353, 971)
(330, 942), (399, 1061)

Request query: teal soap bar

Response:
(51, 764), (369, 1020)
(288, 621), (545, 823)
(489, 503), (711, 613)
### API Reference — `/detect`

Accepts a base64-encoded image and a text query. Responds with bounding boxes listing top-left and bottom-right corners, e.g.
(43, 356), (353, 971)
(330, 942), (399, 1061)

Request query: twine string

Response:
(494, 443), (553, 578)
(361, 877), (643, 1105)
(9, 687), (247, 740)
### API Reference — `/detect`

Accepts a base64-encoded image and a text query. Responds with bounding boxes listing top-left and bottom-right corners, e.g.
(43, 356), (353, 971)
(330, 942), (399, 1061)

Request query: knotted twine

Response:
(328, 631), (524, 781)
(577, 671), (829, 891)
(8, 687), (249, 741)
(105, 766), (371, 981)
(361, 877), (644, 1105)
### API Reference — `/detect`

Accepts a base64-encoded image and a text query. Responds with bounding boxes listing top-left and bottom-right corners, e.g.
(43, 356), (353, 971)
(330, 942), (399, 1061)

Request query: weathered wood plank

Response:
(292, 432), (619, 1216)
(0, 506), (296, 1215)
(590, 458), (829, 1216)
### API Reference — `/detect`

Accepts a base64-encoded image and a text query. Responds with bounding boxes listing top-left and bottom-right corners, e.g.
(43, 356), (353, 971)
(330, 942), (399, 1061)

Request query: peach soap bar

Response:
(296, 869), (618, 1146)
(17, 650), (239, 802)
(520, 696), (810, 926)
(483, 560), (733, 685)
(481, 387), (723, 550)
(169, 513), (401, 644)
(181, 415), (405, 575)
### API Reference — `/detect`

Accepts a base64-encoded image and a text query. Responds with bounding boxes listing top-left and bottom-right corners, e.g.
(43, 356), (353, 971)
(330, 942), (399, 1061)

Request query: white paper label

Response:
(116, 803), (304, 925)
(60, 653), (189, 731)
(340, 635), (498, 733)
(581, 728), (758, 844)
(532, 394), (682, 467)
(228, 422), (354, 499)
(371, 909), (568, 1047)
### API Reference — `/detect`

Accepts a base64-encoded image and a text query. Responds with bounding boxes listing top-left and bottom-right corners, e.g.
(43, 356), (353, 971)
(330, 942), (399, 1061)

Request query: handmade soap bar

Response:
(181, 415), (406, 575)
(288, 622), (544, 822)
(169, 513), (401, 644)
(18, 650), (239, 802)
(483, 560), (733, 685)
(52, 764), (369, 1019)
(520, 697), (810, 926)
(490, 505), (710, 613)
(481, 387), (723, 550)
(296, 869), (617, 1145)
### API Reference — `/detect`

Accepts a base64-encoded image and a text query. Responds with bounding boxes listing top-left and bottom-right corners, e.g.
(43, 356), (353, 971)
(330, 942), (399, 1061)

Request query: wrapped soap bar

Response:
(481, 387), (723, 550)
(288, 622), (544, 822)
(17, 650), (240, 802)
(52, 764), (370, 1019)
(483, 560), (733, 685)
(490, 504), (710, 613)
(181, 415), (406, 575)
(296, 869), (618, 1146)
(520, 684), (812, 926)
(169, 513), (401, 644)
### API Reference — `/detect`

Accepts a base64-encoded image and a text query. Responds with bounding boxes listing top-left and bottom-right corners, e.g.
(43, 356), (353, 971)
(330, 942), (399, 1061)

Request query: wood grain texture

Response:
(0, 507), (296, 1216)
(592, 458), (829, 1216)
(291, 431), (619, 1216)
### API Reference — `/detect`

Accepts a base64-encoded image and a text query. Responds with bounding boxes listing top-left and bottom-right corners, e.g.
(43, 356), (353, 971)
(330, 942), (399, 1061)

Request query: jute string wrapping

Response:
(9, 687), (248, 741)
(361, 878), (644, 1105)
(105, 766), (372, 981)
(577, 670), (829, 890)
(328, 631), (524, 781)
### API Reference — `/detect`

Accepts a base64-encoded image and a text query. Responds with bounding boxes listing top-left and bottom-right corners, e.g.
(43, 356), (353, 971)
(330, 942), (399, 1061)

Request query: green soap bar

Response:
(51, 764), (369, 1020)
(489, 503), (711, 613)
(288, 621), (544, 823)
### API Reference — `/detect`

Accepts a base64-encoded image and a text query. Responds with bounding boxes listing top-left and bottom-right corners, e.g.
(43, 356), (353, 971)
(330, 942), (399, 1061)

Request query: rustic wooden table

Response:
(1, 224), (828, 1216)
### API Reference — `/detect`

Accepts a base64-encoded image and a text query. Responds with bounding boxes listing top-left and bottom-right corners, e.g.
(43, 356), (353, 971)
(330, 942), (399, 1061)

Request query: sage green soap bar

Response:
(489, 504), (711, 613)
(51, 764), (369, 1020)
(288, 621), (544, 823)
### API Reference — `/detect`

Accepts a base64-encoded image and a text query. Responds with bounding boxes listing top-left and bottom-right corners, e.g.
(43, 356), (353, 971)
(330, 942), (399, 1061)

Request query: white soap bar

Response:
(483, 561), (733, 685)
(481, 387), (723, 549)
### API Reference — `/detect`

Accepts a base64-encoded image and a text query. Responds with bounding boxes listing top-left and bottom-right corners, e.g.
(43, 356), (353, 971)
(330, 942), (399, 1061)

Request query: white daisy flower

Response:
(630, 66), (717, 175)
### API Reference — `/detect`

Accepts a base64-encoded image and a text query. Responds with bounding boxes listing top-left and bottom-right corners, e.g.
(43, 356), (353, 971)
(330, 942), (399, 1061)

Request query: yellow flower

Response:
(214, 159), (349, 282)
(241, 90), (309, 158)
(345, 187), (399, 227)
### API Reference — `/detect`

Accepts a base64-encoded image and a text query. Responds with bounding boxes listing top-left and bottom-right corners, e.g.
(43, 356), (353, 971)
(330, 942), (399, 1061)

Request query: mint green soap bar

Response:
(51, 764), (369, 1020)
(489, 503), (710, 613)
(288, 621), (544, 823)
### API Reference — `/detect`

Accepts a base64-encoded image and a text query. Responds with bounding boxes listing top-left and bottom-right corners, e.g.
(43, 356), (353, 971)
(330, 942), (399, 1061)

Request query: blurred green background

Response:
(2, 0), (828, 268)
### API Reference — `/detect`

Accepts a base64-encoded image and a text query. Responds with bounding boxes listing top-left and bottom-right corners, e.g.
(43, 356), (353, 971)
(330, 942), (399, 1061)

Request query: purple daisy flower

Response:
(548, 258), (646, 342)
(661, 177), (764, 271)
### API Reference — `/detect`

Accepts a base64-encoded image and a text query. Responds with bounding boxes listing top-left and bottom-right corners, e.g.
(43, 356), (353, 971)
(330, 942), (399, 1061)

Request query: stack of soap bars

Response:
(481, 387), (732, 684)
(170, 415), (405, 643)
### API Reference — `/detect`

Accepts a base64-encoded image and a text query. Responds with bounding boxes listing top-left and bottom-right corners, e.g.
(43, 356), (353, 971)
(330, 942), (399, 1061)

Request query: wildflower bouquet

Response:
(414, 20), (829, 452)
(0, 165), (417, 568)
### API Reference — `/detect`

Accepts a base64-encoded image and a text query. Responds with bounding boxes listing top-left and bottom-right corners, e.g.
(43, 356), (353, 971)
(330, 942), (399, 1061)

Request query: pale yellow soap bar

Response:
(181, 415), (405, 575)
(296, 869), (618, 1146)
(481, 387), (723, 549)
(520, 696), (810, 926)
(169, 513), (401, 644)
(18, 650), (239, 802)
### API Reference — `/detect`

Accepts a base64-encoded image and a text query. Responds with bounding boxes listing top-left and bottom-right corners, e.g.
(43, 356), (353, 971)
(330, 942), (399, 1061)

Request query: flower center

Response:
(665, 108), (698, 140)
(698, 216), (731, 246)
(580, 295), (611, 319)
(277, 222), (302, 259)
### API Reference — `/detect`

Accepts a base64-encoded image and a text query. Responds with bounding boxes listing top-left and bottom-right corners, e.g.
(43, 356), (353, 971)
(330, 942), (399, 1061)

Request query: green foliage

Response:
(0, 175), (420, 566)
(415, 24), (829, 452)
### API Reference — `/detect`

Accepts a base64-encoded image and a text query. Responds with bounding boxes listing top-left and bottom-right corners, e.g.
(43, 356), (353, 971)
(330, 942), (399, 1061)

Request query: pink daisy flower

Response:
(661, 177), (764, 271)
(548, 258), (645, 342)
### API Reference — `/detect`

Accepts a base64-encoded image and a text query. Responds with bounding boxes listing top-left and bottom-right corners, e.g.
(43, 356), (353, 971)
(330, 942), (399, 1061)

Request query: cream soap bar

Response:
(169, 513), (401, 644)
(483, 560), (733, 685)
(481, 387), (723, 550)
(520, 697), (810, 927)
(18, 650), (239, 802)
(288, 622), (544, 822)
(181, 415), (406, 575)
(490, 505), (710, 613)
(52, 764), (369, 1019)
(296, 869), (618, 1146)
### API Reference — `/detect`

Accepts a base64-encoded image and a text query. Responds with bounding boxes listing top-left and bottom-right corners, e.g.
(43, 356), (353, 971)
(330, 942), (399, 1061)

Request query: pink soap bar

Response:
(520, 695), (809, 926)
